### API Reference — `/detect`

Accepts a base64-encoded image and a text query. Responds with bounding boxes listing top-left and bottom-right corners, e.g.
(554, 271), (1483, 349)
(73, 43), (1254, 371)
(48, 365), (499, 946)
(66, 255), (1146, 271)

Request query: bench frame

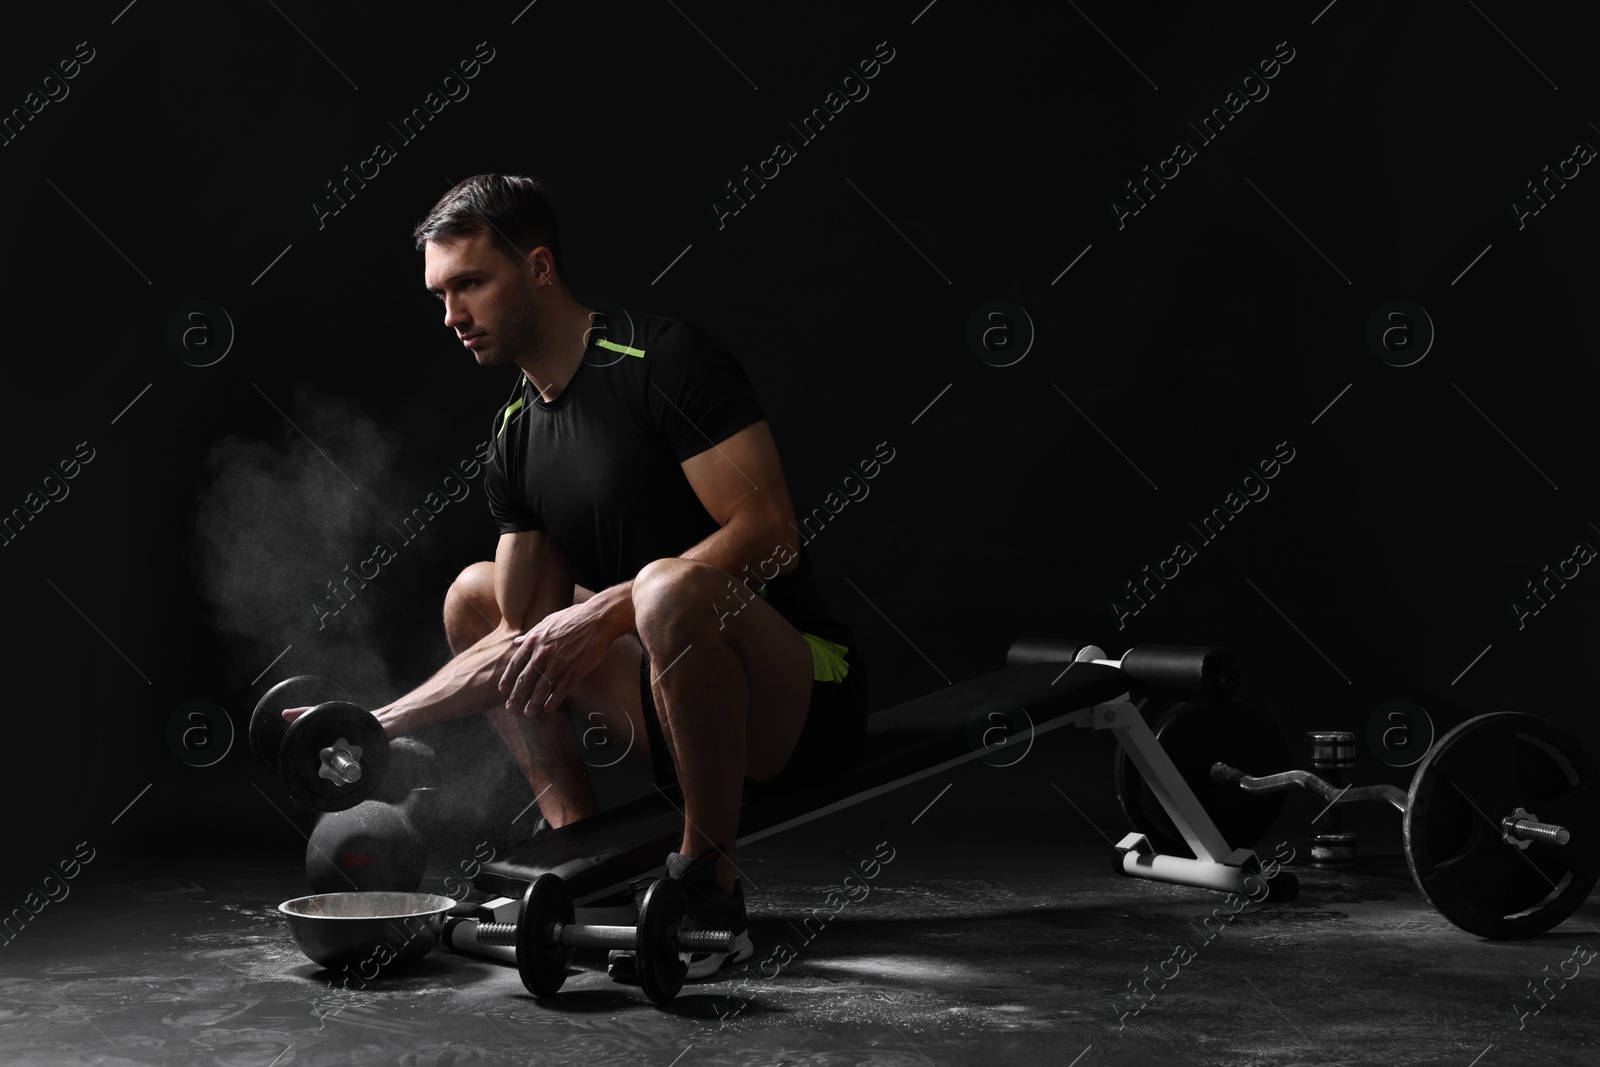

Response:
(441, 642), (1269, 963)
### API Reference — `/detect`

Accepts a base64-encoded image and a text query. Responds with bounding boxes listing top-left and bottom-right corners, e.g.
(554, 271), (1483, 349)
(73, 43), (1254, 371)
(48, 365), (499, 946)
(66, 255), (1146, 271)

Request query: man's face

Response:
(423, 230), (541, 366)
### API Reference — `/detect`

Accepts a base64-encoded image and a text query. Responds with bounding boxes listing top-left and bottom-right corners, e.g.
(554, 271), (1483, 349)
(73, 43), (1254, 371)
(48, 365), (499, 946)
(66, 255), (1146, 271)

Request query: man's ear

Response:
(509, 242), (547, 277)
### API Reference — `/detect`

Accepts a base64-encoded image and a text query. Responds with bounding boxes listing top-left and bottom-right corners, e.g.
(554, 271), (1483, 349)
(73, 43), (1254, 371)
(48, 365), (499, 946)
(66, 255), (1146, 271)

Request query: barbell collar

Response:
(1501, 810), (1570, 848)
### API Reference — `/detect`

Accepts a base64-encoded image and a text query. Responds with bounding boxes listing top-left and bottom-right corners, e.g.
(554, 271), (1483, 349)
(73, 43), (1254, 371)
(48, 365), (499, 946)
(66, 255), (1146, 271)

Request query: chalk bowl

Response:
(278, 892), (455, 974)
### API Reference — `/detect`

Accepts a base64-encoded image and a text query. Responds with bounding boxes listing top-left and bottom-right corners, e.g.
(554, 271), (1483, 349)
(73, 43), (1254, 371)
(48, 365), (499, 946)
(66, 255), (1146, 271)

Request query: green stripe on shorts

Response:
(802, 632), (850, 683)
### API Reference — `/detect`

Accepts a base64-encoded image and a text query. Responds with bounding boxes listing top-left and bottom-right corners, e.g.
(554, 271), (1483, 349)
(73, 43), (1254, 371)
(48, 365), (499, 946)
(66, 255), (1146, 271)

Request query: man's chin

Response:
(471, 343), (523, 367)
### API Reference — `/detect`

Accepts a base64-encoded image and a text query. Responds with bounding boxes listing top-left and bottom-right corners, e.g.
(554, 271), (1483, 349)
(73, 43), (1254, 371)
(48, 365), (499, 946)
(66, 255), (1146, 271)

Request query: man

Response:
(285, 173), (868, 978)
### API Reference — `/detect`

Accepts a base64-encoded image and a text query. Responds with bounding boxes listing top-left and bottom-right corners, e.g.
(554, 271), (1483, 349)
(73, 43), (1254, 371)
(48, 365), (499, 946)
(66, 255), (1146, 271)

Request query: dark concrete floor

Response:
(6, 724), (1598, 1066)
(2, 823), (1597, 1067)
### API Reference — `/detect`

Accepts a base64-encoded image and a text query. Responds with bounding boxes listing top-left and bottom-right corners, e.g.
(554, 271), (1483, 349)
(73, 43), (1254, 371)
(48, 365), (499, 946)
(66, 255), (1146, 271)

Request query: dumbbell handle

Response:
(473, 919), (734, 953)
(1210, 763), (1408, 813)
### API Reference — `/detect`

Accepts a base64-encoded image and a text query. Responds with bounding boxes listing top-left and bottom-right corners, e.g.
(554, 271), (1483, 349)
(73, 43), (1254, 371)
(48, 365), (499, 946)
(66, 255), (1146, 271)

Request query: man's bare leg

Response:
(444, 561), (650, 828)
(631, 557), (815, 894)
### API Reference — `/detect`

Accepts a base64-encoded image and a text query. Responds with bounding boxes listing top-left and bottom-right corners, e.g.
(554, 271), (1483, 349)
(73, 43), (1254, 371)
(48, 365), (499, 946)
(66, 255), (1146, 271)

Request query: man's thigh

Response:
(638, 559), (815, 782)
(565, 629), (652, 771)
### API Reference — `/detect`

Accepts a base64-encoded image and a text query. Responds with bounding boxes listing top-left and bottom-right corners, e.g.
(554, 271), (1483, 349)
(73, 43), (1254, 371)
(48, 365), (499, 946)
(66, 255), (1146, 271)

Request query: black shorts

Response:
(637, 616), (869, 796)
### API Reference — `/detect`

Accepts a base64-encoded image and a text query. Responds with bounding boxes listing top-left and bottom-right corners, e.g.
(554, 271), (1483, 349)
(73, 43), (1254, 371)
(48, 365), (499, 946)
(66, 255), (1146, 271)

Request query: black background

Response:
(1, 1), (1596, 884)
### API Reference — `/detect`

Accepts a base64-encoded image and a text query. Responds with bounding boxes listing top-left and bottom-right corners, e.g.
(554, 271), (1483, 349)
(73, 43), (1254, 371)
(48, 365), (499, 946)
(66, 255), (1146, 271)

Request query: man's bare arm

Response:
(678, 419), (801, 575)
(371, 528), (575, 736)
(559, 420), (799, 648)
(500, 420), (799, 716)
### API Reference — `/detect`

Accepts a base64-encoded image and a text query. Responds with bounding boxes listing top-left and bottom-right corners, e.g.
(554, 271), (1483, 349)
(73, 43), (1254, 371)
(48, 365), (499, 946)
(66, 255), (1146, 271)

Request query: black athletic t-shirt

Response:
(483, 312), (837, 627)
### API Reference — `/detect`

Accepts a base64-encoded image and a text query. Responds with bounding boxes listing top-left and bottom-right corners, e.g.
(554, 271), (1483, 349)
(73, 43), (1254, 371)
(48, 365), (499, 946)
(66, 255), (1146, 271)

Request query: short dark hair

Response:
(412, 174), (567, 280)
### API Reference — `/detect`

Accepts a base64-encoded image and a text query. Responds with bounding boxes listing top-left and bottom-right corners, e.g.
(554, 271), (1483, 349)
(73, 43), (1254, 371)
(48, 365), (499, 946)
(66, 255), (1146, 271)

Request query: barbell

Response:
(1212, 711), (1598, 939)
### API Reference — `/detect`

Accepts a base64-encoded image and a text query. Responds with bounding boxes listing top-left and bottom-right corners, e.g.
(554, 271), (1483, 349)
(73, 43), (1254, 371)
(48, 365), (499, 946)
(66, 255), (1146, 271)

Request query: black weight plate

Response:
(1113, 697), (1291, 859)
(517, 874), (573, 997)
(281, 701), (389, 812)
(1405, 712), (1599, 940)
(637, 877), (690, 1005)
(250, 675), (348, 771)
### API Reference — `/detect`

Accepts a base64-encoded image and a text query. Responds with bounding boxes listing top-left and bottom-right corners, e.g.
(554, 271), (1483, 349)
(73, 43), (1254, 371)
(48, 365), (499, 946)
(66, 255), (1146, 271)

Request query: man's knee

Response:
(444, 561), (501, 654)
(634, 558), (725, 643)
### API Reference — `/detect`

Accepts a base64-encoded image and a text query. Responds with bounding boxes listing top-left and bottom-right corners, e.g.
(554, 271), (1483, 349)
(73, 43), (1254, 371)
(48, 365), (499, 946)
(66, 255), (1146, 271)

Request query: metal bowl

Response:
(279, 891), (456, 974)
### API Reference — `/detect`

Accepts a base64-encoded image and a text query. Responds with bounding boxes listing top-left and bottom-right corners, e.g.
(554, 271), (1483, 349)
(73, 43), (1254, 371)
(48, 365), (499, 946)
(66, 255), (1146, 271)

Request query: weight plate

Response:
(280, 701), (389, 812)
(637, 876), (690, 1005)
(1113, 697), (1291, 858)
(1405, 711), (1598, 940)
(517, 874), (574, 998)
(249, 675), (347, 771)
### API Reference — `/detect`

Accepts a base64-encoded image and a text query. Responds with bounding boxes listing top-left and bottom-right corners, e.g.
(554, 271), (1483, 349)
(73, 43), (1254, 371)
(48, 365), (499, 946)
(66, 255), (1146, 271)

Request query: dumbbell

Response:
(1211, 711), (1598, 939)
(251, 675), (436, 813)
(1306, 731), (1357, 869)
(471, 872), (735, 1004)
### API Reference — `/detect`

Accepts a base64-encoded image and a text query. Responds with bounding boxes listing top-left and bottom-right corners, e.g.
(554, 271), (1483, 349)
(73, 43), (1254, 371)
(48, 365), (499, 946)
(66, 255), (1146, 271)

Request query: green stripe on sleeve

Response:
(497, 396), (524, 438)
(596, 338), (646, 358)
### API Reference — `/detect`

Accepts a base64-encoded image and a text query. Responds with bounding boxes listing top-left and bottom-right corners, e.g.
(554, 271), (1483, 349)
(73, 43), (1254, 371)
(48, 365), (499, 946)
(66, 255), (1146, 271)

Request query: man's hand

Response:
(499, 598), (621, 717)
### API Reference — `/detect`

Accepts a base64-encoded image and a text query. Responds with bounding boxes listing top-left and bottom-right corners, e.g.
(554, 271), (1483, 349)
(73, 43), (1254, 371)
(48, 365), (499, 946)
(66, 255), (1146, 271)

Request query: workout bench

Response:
(444, 639), (1286, 960)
